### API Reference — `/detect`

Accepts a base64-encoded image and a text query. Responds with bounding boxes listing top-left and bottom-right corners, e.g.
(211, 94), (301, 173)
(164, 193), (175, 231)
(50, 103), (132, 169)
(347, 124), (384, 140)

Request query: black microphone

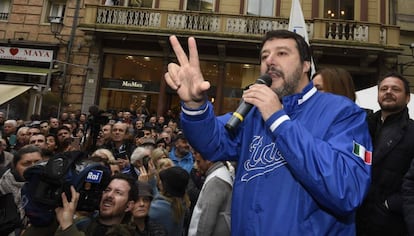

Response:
(225, 74), (272, 132)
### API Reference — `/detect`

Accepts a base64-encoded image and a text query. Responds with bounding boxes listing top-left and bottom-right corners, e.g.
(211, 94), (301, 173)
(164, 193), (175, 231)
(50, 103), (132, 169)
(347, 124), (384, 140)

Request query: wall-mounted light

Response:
(48, 16), (67, 43)
(399, 43), (414, 74)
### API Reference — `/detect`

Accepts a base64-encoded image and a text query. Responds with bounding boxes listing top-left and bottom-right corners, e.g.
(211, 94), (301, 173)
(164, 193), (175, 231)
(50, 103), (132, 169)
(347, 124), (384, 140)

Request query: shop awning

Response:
(0, 65), (59, 76)
(0, 84), (32, 105)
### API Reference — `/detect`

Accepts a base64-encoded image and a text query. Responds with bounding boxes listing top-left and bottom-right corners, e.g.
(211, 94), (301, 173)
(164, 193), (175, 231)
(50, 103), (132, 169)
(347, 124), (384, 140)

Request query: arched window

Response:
(0, 0), (11, 20)
(246, 0), (274, 17)
(324, 0), (354, 20)
(187, 0), (214, 12)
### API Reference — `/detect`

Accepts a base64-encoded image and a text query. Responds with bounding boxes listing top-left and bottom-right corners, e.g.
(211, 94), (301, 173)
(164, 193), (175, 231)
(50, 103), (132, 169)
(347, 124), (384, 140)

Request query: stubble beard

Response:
(379, 94), (407, 114)
(380, 102), (406, 114)
(272, 65), (303, 98)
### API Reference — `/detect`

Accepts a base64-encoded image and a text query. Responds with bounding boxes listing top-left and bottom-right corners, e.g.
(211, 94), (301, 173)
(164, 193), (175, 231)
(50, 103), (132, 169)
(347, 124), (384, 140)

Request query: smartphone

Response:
(143, 156), (150, 170)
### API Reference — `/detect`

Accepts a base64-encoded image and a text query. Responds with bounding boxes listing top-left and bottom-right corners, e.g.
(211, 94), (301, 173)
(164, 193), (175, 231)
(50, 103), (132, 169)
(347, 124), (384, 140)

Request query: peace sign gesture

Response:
(165, 36), (211, 109)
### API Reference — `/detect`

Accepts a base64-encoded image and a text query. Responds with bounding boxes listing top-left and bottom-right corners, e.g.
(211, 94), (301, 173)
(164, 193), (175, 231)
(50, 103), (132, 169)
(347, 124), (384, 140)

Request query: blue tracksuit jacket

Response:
(180, 83), (372, 235)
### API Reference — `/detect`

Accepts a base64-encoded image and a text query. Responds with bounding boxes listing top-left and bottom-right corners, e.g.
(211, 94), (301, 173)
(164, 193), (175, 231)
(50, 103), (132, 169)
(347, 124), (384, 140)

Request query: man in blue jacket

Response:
(164, 30), (372, 235)
(169, 134), (194, 173)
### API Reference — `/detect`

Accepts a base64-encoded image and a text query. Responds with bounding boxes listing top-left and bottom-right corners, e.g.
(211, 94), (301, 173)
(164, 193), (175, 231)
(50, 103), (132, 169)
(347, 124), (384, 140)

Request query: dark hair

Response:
(378, 72), (410, 95)
(30, 114), (41, 122)
(261, 30), (312, 78)
(110, 173), (138, 202)
(30, 133), (45, 138)
(46, 133), (57, 140)
(57, 125), (71, 134)
(40, 120), (49, 125)
(89, 105), (100, 116)
(312, 67), (356, 101)
(13, 145), (42, 168)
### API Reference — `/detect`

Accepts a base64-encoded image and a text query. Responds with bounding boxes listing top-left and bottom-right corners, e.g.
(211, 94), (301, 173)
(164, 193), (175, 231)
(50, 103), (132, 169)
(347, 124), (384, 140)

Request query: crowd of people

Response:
(0, 102), (234, 236)
(0, 29), (414, 236)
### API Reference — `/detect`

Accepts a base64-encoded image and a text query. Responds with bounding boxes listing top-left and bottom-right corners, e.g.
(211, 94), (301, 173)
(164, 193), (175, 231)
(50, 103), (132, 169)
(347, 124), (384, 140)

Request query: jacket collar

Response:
(282, 82), (317, 114)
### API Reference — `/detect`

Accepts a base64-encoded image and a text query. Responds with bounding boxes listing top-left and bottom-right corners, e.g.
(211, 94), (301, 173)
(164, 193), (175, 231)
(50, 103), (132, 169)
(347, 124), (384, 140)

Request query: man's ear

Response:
(303, 61), (311, 74)
(125, 200), (135, 212)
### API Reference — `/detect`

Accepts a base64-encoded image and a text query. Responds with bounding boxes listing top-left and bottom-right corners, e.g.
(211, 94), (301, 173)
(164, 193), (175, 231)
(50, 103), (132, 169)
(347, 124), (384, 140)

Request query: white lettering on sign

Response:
(122, 81), (143, 88)
(87, 172), (100, 181)
(0, 46), (53, 62)
(86, 170), (103, 183)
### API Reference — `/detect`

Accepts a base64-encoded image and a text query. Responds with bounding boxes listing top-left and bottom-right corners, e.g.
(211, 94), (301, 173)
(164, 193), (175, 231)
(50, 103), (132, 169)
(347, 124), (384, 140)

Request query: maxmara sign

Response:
(102, 79), (153, 92)
(122, 80), (144, 88)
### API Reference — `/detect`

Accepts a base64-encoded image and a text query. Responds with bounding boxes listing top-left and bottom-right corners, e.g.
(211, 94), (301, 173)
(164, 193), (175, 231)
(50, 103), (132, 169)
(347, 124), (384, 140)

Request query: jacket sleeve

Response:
(194, 178), (231, 236)
(180, 102), (241, 162)
(402, 159), (414, 235)
(55, 224), (85, 236)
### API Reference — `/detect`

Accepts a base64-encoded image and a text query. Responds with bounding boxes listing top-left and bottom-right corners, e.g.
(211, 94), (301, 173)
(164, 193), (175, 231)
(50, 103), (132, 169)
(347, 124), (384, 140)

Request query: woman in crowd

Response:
(0, 145), (43, 235)
(312, 67), (356, 101)
(130, 181), (167, 236)
(149, 166), (190, 236)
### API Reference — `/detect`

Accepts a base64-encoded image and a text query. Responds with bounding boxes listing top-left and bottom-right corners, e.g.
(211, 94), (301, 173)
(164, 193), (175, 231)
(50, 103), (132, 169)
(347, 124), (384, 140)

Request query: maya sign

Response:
(0, 46), (54, 62)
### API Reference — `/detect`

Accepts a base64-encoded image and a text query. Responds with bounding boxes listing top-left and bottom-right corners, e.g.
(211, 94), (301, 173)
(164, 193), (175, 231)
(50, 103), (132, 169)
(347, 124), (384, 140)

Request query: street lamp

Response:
(411, 43), (414, 57)
(399, 43), (414, 74)
(48, 16), (67, 43)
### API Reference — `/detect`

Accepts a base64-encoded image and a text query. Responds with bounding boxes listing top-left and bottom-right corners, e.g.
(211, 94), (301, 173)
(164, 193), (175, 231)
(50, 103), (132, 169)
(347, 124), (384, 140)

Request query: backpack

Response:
(22, 151), (111, 226)
(0, 193), (21, 235)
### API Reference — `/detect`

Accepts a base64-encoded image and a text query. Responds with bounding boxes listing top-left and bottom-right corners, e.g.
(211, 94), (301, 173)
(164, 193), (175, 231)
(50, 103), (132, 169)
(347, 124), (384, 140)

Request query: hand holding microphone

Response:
(225, 74), (272, 132)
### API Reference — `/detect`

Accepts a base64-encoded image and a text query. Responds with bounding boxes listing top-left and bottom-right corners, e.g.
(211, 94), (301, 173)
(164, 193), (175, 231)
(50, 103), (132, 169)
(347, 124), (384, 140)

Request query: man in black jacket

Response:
(356, 72), (414, 236)
(403, 159), (414, 236)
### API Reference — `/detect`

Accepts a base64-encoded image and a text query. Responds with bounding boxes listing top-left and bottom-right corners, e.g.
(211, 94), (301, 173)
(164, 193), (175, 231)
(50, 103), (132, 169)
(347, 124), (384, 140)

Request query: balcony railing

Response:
(0, 12), (9, 21)
(81, 5), (400, 47)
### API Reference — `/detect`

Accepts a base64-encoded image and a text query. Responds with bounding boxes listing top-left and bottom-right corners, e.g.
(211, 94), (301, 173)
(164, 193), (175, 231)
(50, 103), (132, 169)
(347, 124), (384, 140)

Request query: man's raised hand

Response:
(165, 35), (211, 108)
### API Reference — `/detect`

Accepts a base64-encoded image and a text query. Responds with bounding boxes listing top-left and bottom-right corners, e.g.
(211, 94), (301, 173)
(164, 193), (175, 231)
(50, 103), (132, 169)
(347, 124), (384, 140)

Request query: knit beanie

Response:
(137, 181), (153, 200)
(159, 166), (189, 197)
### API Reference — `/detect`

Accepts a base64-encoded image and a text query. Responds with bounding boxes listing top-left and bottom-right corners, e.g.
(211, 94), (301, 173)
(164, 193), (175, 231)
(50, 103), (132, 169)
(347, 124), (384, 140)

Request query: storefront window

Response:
(100, 54), (164, 115)
(100, 54), (260, 116)
(178, 61), (260, 115)
(222, 63), (260, 114)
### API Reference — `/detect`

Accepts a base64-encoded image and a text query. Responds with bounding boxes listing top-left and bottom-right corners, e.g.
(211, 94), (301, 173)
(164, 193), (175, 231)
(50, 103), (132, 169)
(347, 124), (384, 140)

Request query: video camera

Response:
(22, 151), (111, 226)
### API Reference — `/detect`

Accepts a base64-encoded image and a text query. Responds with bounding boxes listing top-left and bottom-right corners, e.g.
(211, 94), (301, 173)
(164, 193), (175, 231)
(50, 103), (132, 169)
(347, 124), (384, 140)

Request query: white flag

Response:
(288, 0), (316, 77)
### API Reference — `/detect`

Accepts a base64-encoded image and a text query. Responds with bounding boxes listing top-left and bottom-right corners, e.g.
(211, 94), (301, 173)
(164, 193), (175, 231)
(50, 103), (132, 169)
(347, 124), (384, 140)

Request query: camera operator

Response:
(55, 173), (138, 236)
(86, 105), (109, 152)
(95, 124), (112, 149)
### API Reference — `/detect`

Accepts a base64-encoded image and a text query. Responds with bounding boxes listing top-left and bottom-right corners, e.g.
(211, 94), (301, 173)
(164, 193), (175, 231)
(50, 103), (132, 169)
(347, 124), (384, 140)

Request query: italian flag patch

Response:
(353, 141), (372, 165)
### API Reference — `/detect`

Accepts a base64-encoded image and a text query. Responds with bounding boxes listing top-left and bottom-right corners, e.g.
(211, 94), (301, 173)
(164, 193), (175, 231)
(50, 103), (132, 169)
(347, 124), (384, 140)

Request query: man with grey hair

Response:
(3, 119), (18, 152)
(15, 126), (29, 151)
(0, 138), (13, 169)
(129, 146), (152, 181)
(0, 111), (5, 137)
